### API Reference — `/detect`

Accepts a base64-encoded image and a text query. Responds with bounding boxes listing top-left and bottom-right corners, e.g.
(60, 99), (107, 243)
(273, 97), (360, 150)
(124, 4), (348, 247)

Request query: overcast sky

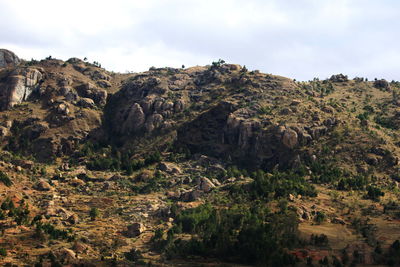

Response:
(0, 0), (399, 80)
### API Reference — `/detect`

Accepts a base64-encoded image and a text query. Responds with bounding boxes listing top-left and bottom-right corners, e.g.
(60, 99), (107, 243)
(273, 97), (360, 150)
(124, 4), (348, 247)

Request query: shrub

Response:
(314, 211), (326, 224)
(89, 207), (100, 221)
(310, 234), (329, 246)
(366, 186), (384, 201)
(0, 248), (6, 257)
(34, 222), (73, 241)
(125, 248), (143, 262)
(0, 171), (12, 187)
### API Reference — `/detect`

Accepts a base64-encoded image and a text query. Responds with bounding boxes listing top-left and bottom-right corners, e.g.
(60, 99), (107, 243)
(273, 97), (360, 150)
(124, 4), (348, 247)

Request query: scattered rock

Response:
(331, 217), (346, 225)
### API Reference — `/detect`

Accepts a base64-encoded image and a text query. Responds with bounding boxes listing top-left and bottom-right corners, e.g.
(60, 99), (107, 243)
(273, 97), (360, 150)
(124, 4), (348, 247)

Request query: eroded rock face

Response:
(0, 67), (43, 110)
(0, 49), (20, 68)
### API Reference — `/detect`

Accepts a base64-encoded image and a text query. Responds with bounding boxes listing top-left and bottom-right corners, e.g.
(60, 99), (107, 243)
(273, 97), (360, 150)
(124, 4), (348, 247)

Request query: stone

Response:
(69, 178), (85, 187)
(282, 128), (298, 149)
(198, 177), (216, 193)
(120, 103), (145, 133)
(97, 80), (112, 88)
(68, 214), (79, 224)
(365, 154), (379, 166)
(180, 189), (202, 202)
(35, 180), (52, 191)
(302, 211), (311, 220)
(53, 248), (76, 262)
(12, 159), (34, 170)
(0, 49), (20, 68)
(329, 74), (348, 82)
(158, 162), (182, 174)
(280, 108), (292, 115)
(211, 178), (221, 186)
(136, 170), (153, 182)
(331, 217), (346, 225)
(0, 67), (43, 110)
(0, 126), (9, 137)
(78, 97), (95, 108)
(126, 222), (145, 237)
(57, 103), (70, 115)
(81, 83), (108, 105)
(291, 99), (301, 106)
(72, 242), (88, 254)
(322, 106), (334, 113)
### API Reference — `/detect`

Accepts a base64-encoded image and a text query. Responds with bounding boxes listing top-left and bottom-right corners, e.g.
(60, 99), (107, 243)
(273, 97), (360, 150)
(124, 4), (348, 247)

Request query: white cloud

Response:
(0, 0), (399, 80)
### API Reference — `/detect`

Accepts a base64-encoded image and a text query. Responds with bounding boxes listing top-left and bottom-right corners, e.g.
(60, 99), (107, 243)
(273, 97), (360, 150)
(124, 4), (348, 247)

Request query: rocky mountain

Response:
(1, 50), (400, 266)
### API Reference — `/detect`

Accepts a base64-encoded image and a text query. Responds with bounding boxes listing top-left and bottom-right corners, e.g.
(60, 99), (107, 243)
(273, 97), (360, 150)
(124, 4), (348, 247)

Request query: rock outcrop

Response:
(0, 67), (43, 110)
(0, 49), (20, 68)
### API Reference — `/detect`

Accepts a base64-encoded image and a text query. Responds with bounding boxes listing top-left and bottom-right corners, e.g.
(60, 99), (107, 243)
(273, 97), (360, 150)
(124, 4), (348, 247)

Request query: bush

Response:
(310, 234), (329, 246)
(366, 186), (384, 201)
(0, 171), (12, 187)
(314, 211), (326, 224)
(89, 207), (100, 221)
(0, 248), (6, 257)
(125, 248), (143, 262)
(34, 222), (73, 241)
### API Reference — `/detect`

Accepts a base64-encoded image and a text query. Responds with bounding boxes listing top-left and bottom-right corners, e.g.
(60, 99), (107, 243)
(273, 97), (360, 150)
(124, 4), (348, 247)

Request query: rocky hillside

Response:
(1, 51), (400, 266)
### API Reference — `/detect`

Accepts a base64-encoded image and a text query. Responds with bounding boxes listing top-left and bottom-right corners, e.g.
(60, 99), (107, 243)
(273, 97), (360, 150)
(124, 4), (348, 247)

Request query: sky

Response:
(0, 0), (399, 81)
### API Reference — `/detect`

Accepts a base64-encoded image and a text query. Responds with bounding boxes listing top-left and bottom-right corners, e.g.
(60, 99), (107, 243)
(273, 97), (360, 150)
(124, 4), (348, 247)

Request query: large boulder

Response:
(197, 177), (216, 193)
(0, 49), (20, 68)
(158, 162), (182, 174)
(53, 248), (76, 263)
(0, 67), (43, 110)
(282, 128), (298, 149)
(126, 222), (145, 237)
(35, 179), (52, 191)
